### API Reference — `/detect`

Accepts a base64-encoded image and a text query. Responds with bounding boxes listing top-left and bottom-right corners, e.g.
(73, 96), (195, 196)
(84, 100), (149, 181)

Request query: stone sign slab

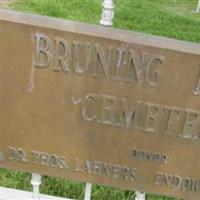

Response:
(1, 9), (200, 200)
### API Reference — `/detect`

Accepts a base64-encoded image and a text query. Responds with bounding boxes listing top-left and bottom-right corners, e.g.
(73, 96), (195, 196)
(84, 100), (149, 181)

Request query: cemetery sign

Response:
(0, 9), (200, 200)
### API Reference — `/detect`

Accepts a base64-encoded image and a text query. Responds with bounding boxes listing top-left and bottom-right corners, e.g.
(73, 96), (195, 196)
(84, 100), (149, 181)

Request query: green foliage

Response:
(0, 168), (31, 191)
(1, 0), (199, 199)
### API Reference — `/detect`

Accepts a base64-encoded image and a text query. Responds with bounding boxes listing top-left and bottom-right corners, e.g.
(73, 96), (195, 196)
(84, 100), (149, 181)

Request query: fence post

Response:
(135, 191), (146, 200)
(31, 173), (42, 200)
(100, 0), (115, 26)
(197, 0), (200, 12)
(84, 183), (92, 200)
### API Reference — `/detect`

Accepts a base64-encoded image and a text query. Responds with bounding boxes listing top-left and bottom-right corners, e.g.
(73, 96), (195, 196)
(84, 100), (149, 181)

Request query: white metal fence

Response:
(0, 173), (145, 200)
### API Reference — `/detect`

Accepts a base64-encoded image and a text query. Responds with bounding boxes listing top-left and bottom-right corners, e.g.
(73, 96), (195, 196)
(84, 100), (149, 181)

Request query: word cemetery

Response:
(0, 9), (200, 200)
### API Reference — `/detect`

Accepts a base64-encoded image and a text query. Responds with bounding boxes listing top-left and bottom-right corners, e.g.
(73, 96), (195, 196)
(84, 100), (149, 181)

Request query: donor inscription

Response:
(1, 9), (200, 200)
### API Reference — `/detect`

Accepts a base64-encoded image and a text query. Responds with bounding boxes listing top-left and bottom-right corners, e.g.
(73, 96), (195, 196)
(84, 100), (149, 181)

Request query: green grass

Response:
(9, 0), (200, 43)
(1, 0), (200, 199)
(0, 167), (180, 200)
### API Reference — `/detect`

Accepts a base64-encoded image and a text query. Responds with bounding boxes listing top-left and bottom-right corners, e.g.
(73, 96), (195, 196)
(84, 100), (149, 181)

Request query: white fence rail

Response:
(0, 173), (145, 200)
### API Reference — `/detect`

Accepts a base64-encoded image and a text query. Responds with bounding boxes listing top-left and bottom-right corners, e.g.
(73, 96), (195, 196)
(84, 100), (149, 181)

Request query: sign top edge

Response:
(1, 9), (200, 55)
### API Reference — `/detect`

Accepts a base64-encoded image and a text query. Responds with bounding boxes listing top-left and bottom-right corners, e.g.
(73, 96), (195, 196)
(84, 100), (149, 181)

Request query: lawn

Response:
(8, 0), (200, 42)
(1, 0), (200, 199)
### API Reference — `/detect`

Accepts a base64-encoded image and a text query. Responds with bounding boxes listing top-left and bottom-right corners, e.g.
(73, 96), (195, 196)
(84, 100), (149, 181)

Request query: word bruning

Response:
(32, 33), (164, 88)
(81, 93), (200, 142)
